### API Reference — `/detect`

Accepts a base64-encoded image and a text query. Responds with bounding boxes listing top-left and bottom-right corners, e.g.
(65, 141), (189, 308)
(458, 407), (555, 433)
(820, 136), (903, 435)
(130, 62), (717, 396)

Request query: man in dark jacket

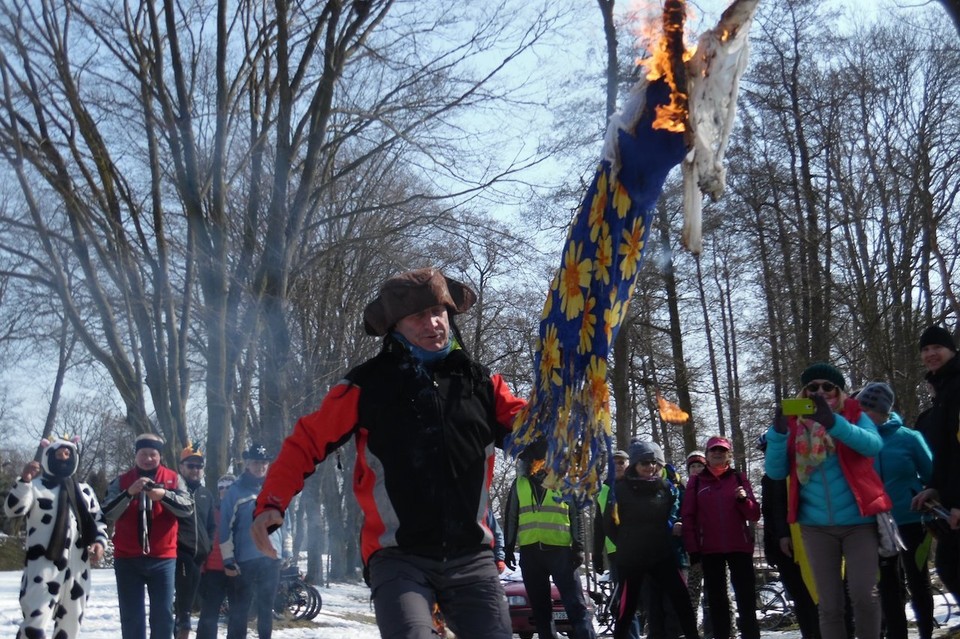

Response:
(911, 324), (960, 602)
(504, 440), (596, 639)
(175, 444), (216, 639)
(249, 267), (525, 639)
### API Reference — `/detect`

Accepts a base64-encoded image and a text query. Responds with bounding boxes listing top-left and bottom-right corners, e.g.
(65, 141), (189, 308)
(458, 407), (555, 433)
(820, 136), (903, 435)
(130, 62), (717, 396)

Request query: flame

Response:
(657, 391), (690, 424)
(630, 0), (695, 133)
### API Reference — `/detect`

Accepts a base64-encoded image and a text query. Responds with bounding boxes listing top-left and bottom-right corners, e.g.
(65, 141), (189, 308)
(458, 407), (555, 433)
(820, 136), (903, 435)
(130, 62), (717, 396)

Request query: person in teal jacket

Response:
(861, 382), (934, 639)
(765, 362), (890, 639)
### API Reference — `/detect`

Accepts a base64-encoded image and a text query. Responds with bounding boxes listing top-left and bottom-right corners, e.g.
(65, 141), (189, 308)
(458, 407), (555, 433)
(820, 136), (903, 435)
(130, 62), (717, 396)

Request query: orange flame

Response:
(657, 391), (690, 424)
(632, 0), (694, 133)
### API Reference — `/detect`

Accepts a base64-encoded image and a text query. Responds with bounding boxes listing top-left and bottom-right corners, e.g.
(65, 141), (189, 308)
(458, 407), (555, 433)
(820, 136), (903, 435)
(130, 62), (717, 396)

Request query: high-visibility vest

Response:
(596, 484), (617, 554)
(517, 476), (572, 547)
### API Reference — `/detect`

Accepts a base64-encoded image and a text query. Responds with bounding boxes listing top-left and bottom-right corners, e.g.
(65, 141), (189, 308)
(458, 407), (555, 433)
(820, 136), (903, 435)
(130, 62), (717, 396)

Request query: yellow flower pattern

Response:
(559, 242), (592, 321)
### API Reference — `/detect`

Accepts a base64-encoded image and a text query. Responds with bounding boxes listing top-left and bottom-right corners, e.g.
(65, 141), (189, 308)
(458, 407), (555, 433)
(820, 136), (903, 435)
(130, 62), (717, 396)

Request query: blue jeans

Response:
(227, 557), (281, 639)
(519, 545), (596, 639)
(114, 556), (176, 639)
(196, 570), (232, 639)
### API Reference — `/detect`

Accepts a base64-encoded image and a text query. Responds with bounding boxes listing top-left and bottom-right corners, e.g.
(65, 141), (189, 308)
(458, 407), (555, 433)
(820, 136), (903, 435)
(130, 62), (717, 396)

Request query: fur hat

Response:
(363, 267), (476, 337)
(242, 442), (271, 461)
(800, 362), (846, 391)
(858, 382), (895, 415)
(628, 440), (665, 466)
(919, 325), (957, 352)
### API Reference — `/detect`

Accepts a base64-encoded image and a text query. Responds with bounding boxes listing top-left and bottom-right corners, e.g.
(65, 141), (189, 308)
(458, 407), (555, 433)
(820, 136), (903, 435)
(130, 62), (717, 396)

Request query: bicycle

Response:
(755, 582), (795, 631)
(588, 573), (617, 636)
(218, 564), (323, 622)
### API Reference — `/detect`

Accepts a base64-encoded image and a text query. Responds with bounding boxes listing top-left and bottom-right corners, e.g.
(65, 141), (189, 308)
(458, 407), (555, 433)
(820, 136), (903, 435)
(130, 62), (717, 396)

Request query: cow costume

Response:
(3, 436), (109, 639)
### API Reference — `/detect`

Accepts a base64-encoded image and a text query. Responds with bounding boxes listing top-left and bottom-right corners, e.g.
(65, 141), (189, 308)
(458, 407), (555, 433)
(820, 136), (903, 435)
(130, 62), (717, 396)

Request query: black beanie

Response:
(800, 362), (846, 390)
(919, 325), (957, 352)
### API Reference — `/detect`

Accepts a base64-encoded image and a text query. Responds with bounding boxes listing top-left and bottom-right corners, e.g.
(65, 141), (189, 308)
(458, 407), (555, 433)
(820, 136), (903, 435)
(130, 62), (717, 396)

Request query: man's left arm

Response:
(159, 475), (195, 518)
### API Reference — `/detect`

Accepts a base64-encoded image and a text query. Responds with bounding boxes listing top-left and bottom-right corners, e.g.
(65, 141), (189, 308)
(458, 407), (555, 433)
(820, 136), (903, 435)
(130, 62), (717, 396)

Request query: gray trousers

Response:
(800, 524), (880, 639)
(368, 547), (512, 639)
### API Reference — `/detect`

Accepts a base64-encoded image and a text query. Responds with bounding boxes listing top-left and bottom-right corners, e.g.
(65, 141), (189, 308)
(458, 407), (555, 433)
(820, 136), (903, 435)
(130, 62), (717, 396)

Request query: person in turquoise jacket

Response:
(765, 362), (890, 639)
(861, 382), (934, 639)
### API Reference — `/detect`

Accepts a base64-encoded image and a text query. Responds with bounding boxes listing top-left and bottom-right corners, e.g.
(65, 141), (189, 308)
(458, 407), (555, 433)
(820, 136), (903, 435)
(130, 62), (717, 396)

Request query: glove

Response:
(773, 408), (788, 434)
(496, 560), (506, 574)
(573, 550), (585, 568)
(688, 552), (701, 566)
(811, 393), (836, 429)
(504, 551), (516, 571)
(224, 562), (240, 577)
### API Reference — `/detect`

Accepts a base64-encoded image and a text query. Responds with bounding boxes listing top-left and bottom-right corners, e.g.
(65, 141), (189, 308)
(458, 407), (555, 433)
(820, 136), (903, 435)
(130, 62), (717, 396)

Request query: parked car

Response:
(501, 572), (595, 638)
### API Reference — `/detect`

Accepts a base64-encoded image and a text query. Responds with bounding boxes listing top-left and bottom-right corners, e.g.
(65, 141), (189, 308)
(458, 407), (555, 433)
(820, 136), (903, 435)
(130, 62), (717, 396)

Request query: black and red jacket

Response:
(256, 338), (525, 565)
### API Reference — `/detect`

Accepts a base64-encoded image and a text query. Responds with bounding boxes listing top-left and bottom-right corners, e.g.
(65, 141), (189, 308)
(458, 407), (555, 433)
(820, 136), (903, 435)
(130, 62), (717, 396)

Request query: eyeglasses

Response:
(804, 381), (837, 393)
(183, 463), (204, 470)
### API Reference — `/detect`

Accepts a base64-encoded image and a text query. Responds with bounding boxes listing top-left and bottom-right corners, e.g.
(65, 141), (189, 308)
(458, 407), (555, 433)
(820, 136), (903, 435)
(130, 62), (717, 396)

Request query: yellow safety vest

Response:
(517, 476), (573, 547)
(596, 484), (617, 555)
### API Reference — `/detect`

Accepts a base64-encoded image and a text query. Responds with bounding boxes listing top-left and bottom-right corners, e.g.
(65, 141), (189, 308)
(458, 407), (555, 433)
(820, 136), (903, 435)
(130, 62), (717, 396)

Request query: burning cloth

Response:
(508, 0), (759, 503)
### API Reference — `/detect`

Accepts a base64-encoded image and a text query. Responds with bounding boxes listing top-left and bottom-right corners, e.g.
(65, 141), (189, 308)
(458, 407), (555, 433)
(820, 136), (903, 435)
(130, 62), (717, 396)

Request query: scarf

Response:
(390, 331), (457, 365)
(42, 476), (97, 561)
(793, 417), (835, 485)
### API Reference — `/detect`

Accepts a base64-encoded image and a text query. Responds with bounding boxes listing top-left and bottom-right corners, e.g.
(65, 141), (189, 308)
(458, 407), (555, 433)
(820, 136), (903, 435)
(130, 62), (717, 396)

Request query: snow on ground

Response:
(0, 568), (382, 639)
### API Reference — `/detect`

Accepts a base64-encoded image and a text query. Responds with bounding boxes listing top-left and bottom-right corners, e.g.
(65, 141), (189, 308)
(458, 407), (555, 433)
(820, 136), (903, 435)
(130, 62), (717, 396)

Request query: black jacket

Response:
(602, 473), (678, 570)
(177, 479), (216, 564)
(924, 355), (960, 508)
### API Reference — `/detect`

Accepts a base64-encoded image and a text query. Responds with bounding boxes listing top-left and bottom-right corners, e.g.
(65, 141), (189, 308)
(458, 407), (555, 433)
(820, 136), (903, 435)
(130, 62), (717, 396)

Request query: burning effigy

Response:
(507, 0), (759, 503)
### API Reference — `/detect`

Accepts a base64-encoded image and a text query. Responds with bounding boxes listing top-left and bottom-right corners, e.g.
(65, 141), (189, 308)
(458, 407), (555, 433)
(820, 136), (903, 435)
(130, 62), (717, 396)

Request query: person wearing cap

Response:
(592, 449), (642, 638)
(174, 444), (217, 639)
(220, 442), (291, 639)
(765, 362), (889, 639)
(858, 381), (935, 639)
(602, 440), (699, 639)
(196, 473), (236, 639)
(680, 435), (759, 639)
(102, 433), (194, 639)
(249, 266), (525, 639)
(4, 436), (109, 639)
(756, 433), (820, 639)
(911, 325), (960, 604)
(503, 440), (596, 639)
(681, 450), (714, 639)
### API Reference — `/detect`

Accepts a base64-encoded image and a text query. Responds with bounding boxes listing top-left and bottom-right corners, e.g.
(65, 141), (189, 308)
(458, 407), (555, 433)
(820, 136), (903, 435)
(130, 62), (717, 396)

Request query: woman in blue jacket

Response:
(765, 362), (890, 639)
(860, 382), (934, 639)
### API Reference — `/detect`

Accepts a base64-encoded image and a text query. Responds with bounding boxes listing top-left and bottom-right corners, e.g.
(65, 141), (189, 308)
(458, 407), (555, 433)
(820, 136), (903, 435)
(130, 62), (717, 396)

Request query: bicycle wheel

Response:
(932, 585), (953, 628)
(756, 585), (789, 631)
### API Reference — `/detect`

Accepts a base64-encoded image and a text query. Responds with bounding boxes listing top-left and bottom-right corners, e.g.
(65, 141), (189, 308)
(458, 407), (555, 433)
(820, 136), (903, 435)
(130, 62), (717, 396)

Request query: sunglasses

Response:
(804, 381), (837, 393)
(637, 460), (659, 467)
(183, 463), (204, 470)
(708, 446), (729, 453)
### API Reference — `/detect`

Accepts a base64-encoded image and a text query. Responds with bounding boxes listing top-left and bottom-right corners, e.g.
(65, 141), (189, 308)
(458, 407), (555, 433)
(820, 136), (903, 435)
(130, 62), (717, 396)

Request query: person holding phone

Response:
(764, 363), (890, 639)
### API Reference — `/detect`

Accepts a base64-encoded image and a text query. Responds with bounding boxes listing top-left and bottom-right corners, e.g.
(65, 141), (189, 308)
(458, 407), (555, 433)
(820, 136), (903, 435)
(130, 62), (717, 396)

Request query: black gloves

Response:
(773, 408), (788, 434)
(810, 394), (836, 429)
(504, 551), (516, 571)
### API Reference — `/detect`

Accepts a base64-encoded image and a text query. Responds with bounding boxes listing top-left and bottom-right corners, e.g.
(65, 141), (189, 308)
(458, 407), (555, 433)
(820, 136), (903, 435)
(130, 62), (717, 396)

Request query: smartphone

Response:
(781, 398), (815, 416)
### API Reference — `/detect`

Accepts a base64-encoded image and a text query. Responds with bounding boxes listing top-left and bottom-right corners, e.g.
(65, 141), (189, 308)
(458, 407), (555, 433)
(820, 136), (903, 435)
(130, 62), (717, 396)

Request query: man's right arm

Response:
(255, 382), (360, 520)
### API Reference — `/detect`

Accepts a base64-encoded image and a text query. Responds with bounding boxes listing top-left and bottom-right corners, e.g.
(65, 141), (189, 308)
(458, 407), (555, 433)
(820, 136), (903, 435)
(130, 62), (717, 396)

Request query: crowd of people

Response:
(3, 265), (960, 639)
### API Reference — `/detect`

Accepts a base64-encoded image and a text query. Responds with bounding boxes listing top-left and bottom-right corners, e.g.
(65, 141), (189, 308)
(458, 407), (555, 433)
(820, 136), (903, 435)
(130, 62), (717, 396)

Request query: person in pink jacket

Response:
(681, 436), (761, 639)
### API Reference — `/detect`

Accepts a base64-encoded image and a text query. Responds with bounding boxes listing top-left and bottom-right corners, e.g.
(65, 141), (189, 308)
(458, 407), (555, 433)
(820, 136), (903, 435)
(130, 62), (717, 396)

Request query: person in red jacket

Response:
(249, 267), (526, 639)
(196, 473), (235, 639)
(681, 435), (761, 639)
(102, 433), (194, 639)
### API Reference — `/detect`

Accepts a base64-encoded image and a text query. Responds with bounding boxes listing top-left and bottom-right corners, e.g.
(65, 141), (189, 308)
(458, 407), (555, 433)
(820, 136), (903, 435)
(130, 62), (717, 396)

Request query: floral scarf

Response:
(793, 416), (836, 485)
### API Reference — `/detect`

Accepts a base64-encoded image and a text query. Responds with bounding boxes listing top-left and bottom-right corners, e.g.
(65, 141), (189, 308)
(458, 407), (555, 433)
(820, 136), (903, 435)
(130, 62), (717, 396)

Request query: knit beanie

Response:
(919, 325), (957, 352)
(628, 440), (665, 466)
(800, 362), (846, 390)
(857, 382), (895, 415)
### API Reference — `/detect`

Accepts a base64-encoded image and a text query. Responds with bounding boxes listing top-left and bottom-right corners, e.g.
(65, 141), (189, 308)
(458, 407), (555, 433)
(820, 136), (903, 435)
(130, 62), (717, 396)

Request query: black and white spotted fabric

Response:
(3, 439), (109, 639)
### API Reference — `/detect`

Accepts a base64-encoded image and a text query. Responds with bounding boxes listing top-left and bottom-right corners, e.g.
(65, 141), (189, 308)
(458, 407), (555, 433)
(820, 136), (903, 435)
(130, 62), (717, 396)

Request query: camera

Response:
(142, 480), (161, 490)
